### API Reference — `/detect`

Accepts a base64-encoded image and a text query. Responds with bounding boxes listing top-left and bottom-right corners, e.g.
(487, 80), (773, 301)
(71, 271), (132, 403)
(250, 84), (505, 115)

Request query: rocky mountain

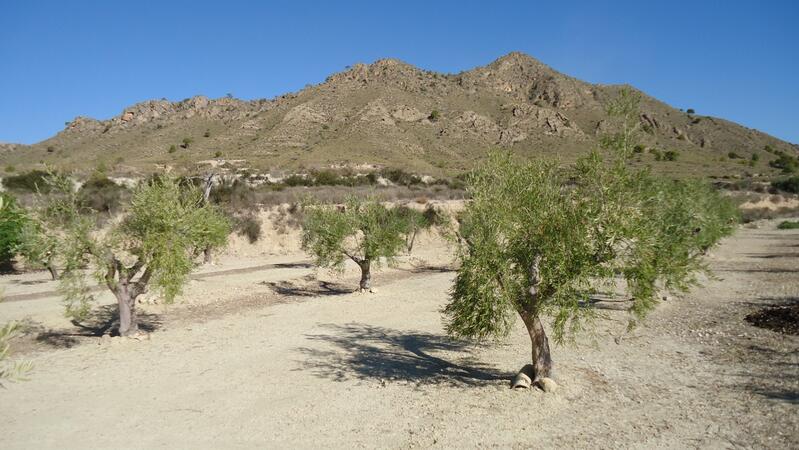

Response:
(1, 52), (795, 178)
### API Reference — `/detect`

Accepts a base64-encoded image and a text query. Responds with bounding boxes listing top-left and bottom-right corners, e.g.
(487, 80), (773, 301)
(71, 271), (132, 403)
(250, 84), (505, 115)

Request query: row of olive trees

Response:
(1, 89), (738, 391)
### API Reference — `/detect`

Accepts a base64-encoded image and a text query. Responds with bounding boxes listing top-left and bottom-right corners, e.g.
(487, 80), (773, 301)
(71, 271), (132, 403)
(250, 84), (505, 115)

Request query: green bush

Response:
(380, 168), (422, 186)
(728, 151), (742, 159)
(4, 165), (14, 173)
(77, 174), (129, 214)
(0, 193), (26, 271)
(663, 150), (679, 161)
(235, 215), (262, 243)
(777, 221), (799, 230)
(210, 179), (257, 211)
(686, 108), (695, 114)
(311, 169), (342, 186)
(168, 145), (177, 154)
(650, 148), (663, 161)
(283, 174), (313, 187)
(181, 137), (193, 149)
(751, 153), (760, 162)
(773, 176), (799, 194)
(769, 152), (798, 174)
(2, 170), (55, 193)
(428, 110), (441, 121)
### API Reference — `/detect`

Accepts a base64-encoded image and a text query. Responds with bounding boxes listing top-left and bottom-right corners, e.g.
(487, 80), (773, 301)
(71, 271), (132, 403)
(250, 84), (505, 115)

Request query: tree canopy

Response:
(301, 197), (437, 291)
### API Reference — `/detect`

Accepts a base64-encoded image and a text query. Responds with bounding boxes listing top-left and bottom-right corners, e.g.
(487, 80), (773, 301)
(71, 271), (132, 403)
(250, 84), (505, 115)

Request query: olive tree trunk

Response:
(105, 258), (152, 337)
(519, 312), (553, 380)
(46, 263), (58, 281)
(203, 247), (213, 264)
(513, 255), (555, 390)
(114, 287), (138, 337)
(201, 173), (215, 265)
(358, 259), (372, 291)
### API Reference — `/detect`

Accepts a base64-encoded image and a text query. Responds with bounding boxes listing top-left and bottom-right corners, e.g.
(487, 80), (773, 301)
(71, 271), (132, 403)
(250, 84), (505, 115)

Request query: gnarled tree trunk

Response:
(513, 255), (555, 390)
(519, 312), (553, 381)
(115, 287), (138, 337)
(358, 259), (372, 292)
(105, 257), (152, 337)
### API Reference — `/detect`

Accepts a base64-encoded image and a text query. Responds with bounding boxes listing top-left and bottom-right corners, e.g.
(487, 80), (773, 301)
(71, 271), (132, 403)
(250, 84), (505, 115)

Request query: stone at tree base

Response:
(511, 364), (534, 389)
(511, 371), (532, 389)
(537, 377), (558, 393)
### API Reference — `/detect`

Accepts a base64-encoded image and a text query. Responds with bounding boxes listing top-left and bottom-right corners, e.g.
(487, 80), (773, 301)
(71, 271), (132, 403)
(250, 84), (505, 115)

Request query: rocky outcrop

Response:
(509, 104), (584, 138)
(65, 116), (105, 133)
(391, 105), (427, 122)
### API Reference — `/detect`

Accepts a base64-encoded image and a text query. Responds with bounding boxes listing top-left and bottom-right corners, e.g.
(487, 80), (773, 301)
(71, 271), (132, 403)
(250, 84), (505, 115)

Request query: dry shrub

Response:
(235, 214), (262, 243)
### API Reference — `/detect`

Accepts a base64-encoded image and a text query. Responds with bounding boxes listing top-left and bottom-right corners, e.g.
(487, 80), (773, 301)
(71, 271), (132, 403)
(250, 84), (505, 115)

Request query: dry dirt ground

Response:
(0, 222), (797, 449)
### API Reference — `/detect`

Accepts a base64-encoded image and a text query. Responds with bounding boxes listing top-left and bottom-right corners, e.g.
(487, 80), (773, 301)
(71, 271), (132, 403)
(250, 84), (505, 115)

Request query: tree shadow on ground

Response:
(744, 253), (799, 259)
(728, 296), (799, 404)
(406, 264), (456, 274)
(295, 323), (509, 387)
(718, 268), (799, 274)
(33, 304), (162, 348)
(733, 342), (799, 404)
(270, 262), (314, 269)
(264, 279), (354, 297)
(743, 297), (799, 335)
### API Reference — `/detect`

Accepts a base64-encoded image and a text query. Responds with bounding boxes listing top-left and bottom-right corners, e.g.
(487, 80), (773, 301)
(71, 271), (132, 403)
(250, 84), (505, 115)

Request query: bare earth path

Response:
(1, 222), (797, 449)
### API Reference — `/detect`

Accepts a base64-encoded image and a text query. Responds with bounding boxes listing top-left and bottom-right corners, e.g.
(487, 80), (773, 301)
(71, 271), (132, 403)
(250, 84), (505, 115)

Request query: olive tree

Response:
(49, 175), (230, 336)
(445, 90), (737, 390)
(301, 197), (429, 292)
(395, 204), (447, 253)
(15, 214), (60, 280)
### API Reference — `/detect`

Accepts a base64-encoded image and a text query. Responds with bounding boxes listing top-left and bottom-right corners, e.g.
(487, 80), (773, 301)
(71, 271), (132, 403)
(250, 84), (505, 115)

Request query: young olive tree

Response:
(394, 204), (447, 253)
(15, 212), (60, 280)
(50, 175), (230, 336)
(301, 197), (429, 292)
(445, 90), (737, 389)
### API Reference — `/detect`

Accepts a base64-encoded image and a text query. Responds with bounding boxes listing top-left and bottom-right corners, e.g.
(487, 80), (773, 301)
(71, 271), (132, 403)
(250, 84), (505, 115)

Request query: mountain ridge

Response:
(1, 52), (795, 178)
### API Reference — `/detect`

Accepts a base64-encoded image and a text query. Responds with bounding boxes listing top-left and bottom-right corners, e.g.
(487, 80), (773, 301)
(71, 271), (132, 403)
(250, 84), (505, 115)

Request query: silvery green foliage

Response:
(42, 175), (231, 320)
(0, 322), (33, 387)
(301, 196), (427, 271)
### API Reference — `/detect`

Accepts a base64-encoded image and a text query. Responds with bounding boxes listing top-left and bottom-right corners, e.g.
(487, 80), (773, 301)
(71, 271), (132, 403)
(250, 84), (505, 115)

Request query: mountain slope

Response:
(1, 52), (795, 178)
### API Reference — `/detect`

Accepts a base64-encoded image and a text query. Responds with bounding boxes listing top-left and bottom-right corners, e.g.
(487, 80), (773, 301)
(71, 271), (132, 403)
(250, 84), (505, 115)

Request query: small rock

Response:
(538, 377), (558, 393)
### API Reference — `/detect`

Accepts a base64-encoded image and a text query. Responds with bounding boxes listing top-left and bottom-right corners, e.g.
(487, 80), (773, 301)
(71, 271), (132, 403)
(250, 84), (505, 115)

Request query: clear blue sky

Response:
(1, 0), (797, 144)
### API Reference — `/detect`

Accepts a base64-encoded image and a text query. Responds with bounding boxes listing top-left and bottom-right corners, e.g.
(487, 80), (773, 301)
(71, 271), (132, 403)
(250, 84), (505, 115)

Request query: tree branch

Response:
(131, 265), (153, 298)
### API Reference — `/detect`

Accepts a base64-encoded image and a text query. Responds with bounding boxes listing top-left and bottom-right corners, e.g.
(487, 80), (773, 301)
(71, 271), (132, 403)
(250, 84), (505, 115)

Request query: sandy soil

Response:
(0, 222), (797, 449)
